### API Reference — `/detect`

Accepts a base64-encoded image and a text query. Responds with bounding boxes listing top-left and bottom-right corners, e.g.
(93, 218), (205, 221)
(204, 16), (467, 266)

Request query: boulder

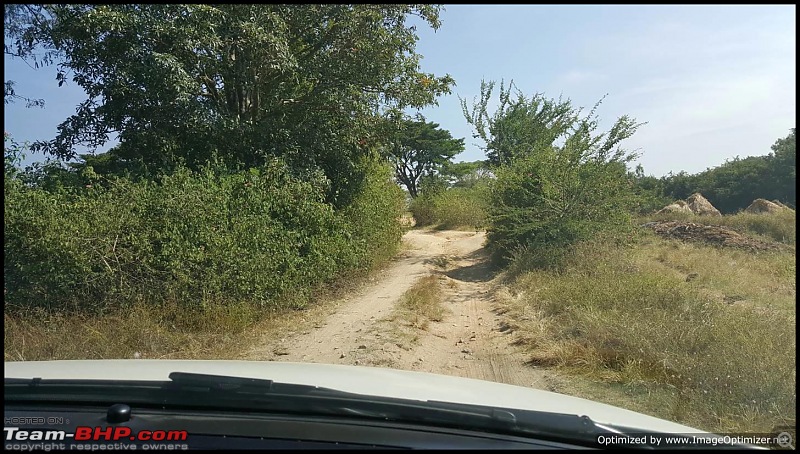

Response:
(744, 198), (790, 214)
(772, 200), (792, 210)
(686, 193), (722, 216)
(656, 200), (693, 215)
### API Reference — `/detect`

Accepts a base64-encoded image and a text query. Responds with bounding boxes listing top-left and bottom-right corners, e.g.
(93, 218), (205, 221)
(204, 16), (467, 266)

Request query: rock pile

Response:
(744, 198), (793, 214)
(656, 193), (722, 216)
(686, 193), (722, 216)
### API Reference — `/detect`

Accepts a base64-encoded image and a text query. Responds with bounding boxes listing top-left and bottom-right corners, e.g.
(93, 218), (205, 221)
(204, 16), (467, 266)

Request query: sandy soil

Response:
(245, 229), (550, 390)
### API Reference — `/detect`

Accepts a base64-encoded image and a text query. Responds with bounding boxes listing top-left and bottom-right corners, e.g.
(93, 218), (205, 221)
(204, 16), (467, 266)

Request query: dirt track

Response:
(246, 229), (549, 390)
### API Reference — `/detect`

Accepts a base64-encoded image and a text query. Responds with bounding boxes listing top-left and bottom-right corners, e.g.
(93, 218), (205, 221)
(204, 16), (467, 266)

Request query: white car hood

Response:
(5, 359), (704, 435)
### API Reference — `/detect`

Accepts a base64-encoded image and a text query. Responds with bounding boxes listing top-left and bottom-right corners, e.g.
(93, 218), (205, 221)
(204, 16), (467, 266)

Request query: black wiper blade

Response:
(1, 373), (679, 448)
(165, 371), (366, 398)
(6, 373), (606, 441)
(163, 373), (614, 445)
(169, 371), (274, 390)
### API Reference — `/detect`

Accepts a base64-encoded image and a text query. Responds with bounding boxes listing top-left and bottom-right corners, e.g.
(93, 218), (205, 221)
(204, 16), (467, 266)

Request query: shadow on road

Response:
(445, 253), (499, 283)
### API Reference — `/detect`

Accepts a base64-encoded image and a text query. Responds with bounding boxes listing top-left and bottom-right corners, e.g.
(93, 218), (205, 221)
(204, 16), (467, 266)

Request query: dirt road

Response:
(245, 229), (549, 390)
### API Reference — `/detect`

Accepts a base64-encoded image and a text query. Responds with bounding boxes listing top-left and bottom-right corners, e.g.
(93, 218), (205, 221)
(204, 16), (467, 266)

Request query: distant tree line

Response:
(632, 129), (796, 213)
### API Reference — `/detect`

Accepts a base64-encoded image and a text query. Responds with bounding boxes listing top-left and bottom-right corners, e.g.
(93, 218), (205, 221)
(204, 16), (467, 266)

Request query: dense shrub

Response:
(408, 194), (437, 227)
(409, 184), (489, 230)
(488, 150), (637, 264)
(4, 157), (405, 314)
(460, 81), (642, 264)
(341, 157), (407, 269)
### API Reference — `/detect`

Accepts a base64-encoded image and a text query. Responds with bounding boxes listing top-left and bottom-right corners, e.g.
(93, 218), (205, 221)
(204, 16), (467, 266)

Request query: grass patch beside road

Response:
(3, 300), (258, 361)
(499, 231), (796, 434)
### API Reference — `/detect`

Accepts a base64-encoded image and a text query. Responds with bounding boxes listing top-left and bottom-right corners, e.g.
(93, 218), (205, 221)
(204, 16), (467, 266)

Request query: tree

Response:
(442, 159), (491, 188)
(387, 118), (464, 198)
(768, 128), (796, 207)
(696, 156), (771, 213)
(4, 5), (51, 107)
(462, 81), (644, 263)
(4, 4), (455, 206)
(461, 80), (578, 166)
(4, 132), (25, 179)
(628, 164), (671, 214)
(4, 80), (44, 108)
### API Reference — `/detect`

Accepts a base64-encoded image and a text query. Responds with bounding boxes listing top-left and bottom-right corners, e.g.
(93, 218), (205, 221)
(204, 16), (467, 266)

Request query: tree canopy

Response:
(386, 118), (464, 198)
(4, 4), (455, 205)
(442, 159), (491, 189)
(462, 80), (576, 167)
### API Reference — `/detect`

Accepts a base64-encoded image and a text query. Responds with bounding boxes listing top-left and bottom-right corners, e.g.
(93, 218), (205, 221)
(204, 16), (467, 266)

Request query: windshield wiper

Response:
(4, 372), (733, 449)
(164, 371), (347, 396)
(161, 372), (620, 445)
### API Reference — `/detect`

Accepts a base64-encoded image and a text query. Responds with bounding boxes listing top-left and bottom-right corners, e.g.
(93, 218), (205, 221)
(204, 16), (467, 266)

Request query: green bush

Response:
(408, 194), (437, 227)
(341, 157), (407, 269)
(409, 184), (489, 230)
(460, 82), (642, 264)
(4, 157), (405, 314)
(433, 186), (489, 230)
(488, 150), (636, 264)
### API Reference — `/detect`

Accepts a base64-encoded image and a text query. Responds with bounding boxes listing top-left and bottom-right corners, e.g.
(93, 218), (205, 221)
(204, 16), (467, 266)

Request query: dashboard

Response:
(5, 404), (591, 450)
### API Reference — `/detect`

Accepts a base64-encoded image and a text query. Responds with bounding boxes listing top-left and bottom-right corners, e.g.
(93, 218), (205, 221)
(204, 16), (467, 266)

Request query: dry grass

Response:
(3, 300), (258, 361)
(499, 232), (796, 434)
(372, 274), (448, 351)
(394, 275), (447, 331)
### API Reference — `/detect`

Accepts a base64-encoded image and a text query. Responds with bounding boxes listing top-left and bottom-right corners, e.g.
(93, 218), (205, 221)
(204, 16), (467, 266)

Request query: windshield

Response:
(4, 3), (796, 451)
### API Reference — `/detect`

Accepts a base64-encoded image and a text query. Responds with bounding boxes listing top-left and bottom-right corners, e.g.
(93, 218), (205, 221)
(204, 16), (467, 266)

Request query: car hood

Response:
(5, 359), (703, 435)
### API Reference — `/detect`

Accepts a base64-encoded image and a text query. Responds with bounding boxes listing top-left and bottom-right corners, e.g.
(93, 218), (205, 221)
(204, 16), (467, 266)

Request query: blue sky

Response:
(413, 4), (796, 175)
(4, 4), (796, 176)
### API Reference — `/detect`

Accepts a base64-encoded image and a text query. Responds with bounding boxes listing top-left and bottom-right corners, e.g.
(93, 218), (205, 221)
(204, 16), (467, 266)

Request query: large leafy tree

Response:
(4, 4), (454, 205)
(387, 118), (464, 198)
(767, 128), (795, 207)
(442, 159), (491, 188)
(4, 5), (50, 107)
